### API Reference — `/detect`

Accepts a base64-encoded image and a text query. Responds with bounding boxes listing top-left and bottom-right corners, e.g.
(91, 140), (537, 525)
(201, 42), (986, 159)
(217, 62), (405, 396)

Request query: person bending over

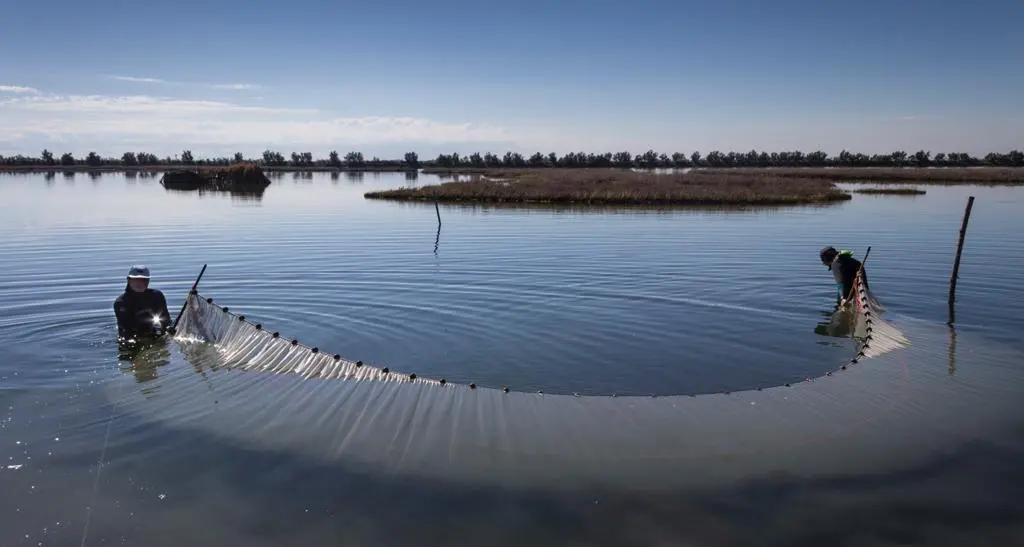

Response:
(820, 246), (868, 308)
(114, 265), (173, 339)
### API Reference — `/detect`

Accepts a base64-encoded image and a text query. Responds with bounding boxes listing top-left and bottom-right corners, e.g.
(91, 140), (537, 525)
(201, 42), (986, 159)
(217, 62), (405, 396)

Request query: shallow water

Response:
(1, 171), (1023, 546)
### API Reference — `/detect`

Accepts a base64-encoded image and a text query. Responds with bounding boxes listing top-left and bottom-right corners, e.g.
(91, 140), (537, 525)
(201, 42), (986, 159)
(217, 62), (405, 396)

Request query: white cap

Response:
(127, 265), (151, 279)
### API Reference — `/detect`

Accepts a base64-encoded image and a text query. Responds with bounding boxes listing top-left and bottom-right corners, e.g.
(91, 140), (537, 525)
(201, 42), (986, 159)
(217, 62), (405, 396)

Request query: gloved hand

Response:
(166, 325), (177, 336)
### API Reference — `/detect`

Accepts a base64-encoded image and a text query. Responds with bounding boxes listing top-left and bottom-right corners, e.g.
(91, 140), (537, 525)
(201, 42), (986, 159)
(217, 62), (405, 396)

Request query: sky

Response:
(1, 0), (1022, 160)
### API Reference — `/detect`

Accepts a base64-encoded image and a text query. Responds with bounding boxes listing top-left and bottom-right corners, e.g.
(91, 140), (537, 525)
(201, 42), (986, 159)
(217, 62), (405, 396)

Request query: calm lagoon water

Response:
(1, 171), (1022, 546)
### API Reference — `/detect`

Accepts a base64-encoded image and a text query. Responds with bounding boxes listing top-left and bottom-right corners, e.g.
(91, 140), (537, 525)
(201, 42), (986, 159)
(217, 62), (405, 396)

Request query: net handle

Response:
(172, 264), (208, 330)
(845, 246), (871, 304)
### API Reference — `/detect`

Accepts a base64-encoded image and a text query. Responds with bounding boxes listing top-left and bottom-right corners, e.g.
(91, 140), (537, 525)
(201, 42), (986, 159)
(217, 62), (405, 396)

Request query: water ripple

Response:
(1, 173), (1022, 399)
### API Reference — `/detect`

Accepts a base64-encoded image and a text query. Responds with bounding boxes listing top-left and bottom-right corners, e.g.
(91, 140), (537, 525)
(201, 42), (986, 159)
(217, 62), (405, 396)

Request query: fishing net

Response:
(176, 293), (442, 385)
(139, 275), (1024, 491)
(849, 268), (910, 359)
(175, 266), (908, 387)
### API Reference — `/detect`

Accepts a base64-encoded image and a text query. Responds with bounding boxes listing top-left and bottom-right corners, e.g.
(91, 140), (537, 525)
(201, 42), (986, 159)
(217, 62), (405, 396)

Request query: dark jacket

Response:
(829, 250), (869, 303)
(114, 285), (171, 338)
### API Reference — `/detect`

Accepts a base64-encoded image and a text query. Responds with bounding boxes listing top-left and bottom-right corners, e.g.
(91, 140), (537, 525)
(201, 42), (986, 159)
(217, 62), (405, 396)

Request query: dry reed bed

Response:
(853, 187), (927, 195)
(199, 163), (271, 186)
(694, 167), (1024, 183)
(365, 169), (852, 205)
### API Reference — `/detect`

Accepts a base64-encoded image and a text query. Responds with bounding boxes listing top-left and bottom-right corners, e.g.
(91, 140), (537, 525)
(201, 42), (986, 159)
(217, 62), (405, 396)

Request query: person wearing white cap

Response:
(113, 265), (172, 339)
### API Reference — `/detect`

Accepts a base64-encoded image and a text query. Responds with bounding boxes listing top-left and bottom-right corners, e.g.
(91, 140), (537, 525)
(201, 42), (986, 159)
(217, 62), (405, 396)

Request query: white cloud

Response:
(5, 94), (306, 115)
(109, 76), (167, 84)
(212, 83), (260, 90)
(108, 75), (261, 91)
(0, 92), (517, 156)
(0, 85), (39, 94)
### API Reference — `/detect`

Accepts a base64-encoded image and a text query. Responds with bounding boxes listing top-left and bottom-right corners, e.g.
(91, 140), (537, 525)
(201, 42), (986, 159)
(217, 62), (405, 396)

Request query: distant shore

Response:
(422, 166), (1024, 184)
(0, 164), (412, 173)
(3, 148), (1021, 180)
(364, 168), (853, 206)
(5, 164), (1023, 186)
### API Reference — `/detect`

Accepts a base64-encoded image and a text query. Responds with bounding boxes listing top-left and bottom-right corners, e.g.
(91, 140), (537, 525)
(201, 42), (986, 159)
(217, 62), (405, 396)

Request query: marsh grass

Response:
(365, 169), (851, 206)
(199, 163), (271, 187)
(853, 187), (927, 195)
(694, 167), (1024, 184)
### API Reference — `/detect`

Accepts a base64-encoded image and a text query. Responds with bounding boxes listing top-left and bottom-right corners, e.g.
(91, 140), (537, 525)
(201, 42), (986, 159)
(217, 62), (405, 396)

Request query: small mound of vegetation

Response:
(365, 168), (851, 206)
(162, 163), (271, 190)
(853, 187), (927, 195)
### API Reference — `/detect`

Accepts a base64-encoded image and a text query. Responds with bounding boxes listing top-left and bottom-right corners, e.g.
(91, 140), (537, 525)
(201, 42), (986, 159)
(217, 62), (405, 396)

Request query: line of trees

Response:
(2, 148), (1023, 169)
(0, 149), (420, 169)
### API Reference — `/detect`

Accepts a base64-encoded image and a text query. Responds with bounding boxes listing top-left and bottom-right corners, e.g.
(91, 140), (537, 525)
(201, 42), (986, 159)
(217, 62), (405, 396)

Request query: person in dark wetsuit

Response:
(820, 246), (868, 307)
(113, 265), (173, 339)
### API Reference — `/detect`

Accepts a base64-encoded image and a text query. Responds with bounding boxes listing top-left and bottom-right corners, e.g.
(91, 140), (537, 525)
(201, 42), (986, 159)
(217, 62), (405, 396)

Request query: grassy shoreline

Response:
(696, 167), (1024, 183)
(421, 166), (1024, 183)
(364, 169), (852, 206)
(853, 187), (927, 195)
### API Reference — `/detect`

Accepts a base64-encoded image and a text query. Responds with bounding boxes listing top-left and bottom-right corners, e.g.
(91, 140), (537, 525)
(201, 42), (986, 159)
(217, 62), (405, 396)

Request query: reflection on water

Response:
(949, 323), (958, 376)
(813, 306), (861, 339)
(0, 172), (1022, 546)
(161, 185), (267, 203)
(117, 336), (171, 391)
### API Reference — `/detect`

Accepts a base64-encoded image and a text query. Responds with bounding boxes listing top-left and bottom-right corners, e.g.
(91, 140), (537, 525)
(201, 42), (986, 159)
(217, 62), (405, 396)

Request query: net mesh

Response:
(850, 268), (910, 359)
(177, 293), (442, 385)
(133, 278), (1024, 492)
(175, 266), (909, 389)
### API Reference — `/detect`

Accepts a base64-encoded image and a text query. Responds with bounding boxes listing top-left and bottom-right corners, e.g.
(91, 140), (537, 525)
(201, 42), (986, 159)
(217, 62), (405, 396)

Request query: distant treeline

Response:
(2, 148), (1023, 170)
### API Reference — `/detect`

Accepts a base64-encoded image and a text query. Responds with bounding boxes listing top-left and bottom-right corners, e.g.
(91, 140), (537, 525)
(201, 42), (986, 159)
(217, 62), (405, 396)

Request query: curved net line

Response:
(851, 268), (910, 360)
(127, 284), (1024, 492)
(175, 273), (910, 395)
(177, 293), (445, 386)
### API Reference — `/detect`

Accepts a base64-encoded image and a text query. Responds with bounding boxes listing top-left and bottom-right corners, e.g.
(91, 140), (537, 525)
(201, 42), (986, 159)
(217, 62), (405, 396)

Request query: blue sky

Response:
(1, 0), (1021, 159)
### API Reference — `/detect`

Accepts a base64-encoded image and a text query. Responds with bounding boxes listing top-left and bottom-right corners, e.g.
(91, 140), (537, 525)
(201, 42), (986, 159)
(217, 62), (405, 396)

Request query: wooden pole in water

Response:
(433, 202), (442, 255)
(844, 246), (871, 304)
(947, 196), (975, 325)
(171, 263), (208, 331)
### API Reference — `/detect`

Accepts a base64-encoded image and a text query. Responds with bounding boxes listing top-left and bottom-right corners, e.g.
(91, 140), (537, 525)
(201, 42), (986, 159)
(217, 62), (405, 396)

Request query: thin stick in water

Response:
(948, 195), (975, 324)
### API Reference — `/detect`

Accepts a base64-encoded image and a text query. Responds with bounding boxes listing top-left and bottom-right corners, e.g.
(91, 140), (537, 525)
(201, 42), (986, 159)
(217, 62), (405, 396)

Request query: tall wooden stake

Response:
(947, 196), (974, 325)
(172, 263), (208, 331)
(433, 202), (442, 255)
(844, 246), (871, 303)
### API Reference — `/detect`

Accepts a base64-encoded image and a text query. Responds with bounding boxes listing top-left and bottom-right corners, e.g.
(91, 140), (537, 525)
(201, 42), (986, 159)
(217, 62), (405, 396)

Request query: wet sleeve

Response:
(840, 258), (860, 302)
(841, 275), (855, 302)
(157, 291), (171, 328)
(114, 299), (130, 336)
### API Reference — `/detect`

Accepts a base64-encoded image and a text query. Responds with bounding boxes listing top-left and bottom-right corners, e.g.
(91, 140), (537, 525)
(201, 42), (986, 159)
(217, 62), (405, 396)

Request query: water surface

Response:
(1, 171), (1022, 546)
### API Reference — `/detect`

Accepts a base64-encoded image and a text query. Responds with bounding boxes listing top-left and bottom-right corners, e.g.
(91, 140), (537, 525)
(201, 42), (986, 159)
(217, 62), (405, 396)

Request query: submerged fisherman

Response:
(114, 265), (174, 339)
(820, 246), (869, 308)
